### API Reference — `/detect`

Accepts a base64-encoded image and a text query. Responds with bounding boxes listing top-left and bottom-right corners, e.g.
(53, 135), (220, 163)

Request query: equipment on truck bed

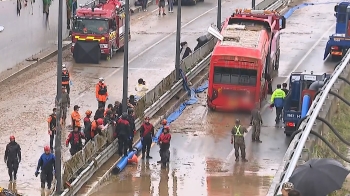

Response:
(283, 71), (330, 136)
(71, 0), (129, 64)
(324, 2), (350, 61)
(207, 9), (286, 112)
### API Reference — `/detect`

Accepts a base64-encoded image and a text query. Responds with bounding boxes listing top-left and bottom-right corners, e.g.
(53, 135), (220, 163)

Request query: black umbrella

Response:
(289, 158), (350, 196)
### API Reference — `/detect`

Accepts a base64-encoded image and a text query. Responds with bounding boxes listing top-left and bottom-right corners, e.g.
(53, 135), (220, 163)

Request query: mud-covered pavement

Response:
(89, 0), (340, 195)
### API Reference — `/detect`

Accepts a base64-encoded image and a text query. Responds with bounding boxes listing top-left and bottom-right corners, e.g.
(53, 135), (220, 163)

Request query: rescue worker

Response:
(113, 101), (122, 117)
(4, 136), (21, 182)
(83, 110), (93, 143)
(250, 103), (263, 143)
(71, 105), (81, 131)
(231, 119), (248, 162)
(47, 108), (57, 152)
(270, 84), (286, 124)
(127, 108), (136, 152)
(104, 104), (113, 117)
(91, 118), (104, 139)
(95, 78), (108, 108)
(157, 119), (168, 163)
(158, 126), (171, 167)
(104, 110), (116, 125)
(66, 126), (85, 156)
(35, 146), (55, 190)
(62, 64), (72, 94)
(266, 73), (273, 94)
(94, 105), (105, 120)
(129, 95), (137, 106)
(59, 86), (70, 126)
(116, 113), (131, 157)
(140, 117), (154, 159)
(282, 83), (289, 95)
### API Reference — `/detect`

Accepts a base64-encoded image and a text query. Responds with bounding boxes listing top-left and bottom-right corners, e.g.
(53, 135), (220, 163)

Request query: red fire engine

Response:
(207, 9), (286, 111)
(71, 0), (129, 62)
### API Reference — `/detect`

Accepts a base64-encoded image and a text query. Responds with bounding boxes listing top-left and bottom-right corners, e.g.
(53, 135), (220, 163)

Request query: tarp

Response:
(73, 41), (101, 64)
(283, 1), (340, 19)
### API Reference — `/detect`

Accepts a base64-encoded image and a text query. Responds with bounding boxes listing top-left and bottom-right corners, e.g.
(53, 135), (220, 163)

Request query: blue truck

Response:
(283, 72), (330, 136)
(324, 2), (350, 61)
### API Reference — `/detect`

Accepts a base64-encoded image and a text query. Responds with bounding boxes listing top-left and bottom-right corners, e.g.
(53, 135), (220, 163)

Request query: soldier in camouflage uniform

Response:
(250, 103), (263, 143)
(231, 119), (248, 162)
(59, 86), (70, 126)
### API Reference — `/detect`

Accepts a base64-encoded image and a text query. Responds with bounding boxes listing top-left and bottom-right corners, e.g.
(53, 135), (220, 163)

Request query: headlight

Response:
(72, 43), (75, 47)
(100, 44), (108, 49)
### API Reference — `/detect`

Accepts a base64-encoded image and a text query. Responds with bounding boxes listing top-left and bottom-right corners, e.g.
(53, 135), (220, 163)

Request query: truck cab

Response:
(283, 71), (330, 136)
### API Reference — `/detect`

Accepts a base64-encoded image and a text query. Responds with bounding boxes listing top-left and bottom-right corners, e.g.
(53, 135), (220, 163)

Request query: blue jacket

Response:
(36, 153), (56, 173)
(271, 88), (286, 108)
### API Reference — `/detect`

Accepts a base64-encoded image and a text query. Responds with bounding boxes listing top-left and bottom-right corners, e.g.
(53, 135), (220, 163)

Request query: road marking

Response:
(223, 23), (336, 165)
(74, 2), (225, 103)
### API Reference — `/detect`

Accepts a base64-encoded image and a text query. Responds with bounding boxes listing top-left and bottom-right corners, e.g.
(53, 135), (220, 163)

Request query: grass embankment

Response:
(312, 86), (350, 195)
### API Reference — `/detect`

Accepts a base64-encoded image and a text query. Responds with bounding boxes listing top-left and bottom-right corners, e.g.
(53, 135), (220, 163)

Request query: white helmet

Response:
(62, 67), (67, 71)
(62, 64), (66, 68)
(99, 77), (104, 83)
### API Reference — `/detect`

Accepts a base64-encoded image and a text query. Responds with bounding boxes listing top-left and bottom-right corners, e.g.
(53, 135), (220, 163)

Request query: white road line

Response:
(223, 23), (336, 164)
(73, 3), (225, 102)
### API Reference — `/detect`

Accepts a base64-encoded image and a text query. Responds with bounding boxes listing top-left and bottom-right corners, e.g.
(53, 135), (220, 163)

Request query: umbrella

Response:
(289, 158), (350, 196)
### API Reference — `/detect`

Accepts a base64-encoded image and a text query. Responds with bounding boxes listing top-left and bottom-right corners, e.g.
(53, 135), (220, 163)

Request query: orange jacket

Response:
(62, 71), (70, 85)
(71, 111), (81, 127)
(95, 83), (108, 102)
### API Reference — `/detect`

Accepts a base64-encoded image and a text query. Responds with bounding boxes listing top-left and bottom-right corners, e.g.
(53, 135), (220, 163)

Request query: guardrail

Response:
(55, 37), (217, 196)
(267, 51), (350, 195)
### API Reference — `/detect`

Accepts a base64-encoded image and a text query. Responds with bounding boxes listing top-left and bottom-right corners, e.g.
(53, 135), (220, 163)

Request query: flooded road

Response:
(88, 0), (339, 195)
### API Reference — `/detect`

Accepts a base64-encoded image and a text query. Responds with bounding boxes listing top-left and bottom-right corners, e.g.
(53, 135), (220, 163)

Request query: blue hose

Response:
(301, 95), (310, 118)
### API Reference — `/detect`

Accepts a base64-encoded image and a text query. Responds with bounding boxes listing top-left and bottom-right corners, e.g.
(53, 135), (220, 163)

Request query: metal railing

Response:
(267, 51), (350, 195)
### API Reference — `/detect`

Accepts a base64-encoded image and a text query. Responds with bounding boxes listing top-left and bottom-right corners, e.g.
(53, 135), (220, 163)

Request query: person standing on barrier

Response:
(158, 126), (171, 167)
(59, 86), (70, 126)
(270, 84), (286, 124)
(35, 146), (55, 190)
(96, 78), (108, 109)
(4, 136), (21, 182)
(140, 117), (154, 159)
(127, 108), (136, 152)
(83, 110), (93, 143)
(231, 119), (248, 162)
(250, 103), (263, 143)
(66, 126), (85, 156)
(116, 113), (131, 157)
(47, 108), (57, 152)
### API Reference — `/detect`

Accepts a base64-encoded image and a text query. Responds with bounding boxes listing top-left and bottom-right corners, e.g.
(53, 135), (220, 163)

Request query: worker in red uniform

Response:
(95, 78), (108, 108)
(156, 119), (168, 163)
(83, 110), (92, 143)
(66, 127), (85, 156)
(158, 126), (171, 167)
(140, 116), (154, 159)
(62, 64), (72, 94)
(116, 113), (131, 157)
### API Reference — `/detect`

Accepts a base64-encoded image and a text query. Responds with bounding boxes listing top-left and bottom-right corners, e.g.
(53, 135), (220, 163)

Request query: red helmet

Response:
(44, 145), (50, 152)
(164, 126), (170, 130)
(161, 119), (167, 125)
(144, 116), (150, 120)
(97, 118), (104, 125)
(9, 135), (15, 140)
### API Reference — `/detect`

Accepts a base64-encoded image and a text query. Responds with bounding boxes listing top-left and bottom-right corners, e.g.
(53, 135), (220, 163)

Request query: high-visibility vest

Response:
(234, 125), (242, 136)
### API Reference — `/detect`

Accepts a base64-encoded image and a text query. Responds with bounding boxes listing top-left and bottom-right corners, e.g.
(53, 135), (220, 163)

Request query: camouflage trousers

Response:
(234, 137), (246, 159)
(252, 120), (261, 141)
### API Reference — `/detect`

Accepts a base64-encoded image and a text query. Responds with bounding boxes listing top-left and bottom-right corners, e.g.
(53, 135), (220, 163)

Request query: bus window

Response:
(213, 67), (257, 86)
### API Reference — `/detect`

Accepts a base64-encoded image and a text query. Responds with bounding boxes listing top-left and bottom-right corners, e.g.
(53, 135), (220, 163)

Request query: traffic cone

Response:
(128, 154), (138, 164)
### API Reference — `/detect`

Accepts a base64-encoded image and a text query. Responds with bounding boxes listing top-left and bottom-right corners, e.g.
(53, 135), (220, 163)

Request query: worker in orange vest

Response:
(95, 78), (108, 108)
(62, 64), (72, 94)
(71, 105), (81, 131)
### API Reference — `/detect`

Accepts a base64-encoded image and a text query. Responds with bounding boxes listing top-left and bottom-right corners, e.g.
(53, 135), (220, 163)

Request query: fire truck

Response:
(207, 9), (286, 111)
(71, 0), (129, 63)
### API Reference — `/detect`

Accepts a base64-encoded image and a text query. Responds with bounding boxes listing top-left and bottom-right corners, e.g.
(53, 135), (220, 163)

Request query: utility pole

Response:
(55, 0), (63, 192)
(175, 0), (181, 80)
(122, 0), (130, 113)
(252, 0), (255, 9)
(217, 0), (221, 31)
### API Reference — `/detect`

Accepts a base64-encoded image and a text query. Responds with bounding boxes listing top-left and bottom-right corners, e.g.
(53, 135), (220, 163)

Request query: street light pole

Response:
(175, 0), (181, 80)
(55, 0), (63, 193)
(122, 0), (130, 113)
(252, 0), (255, 9)
(217, 0), (221, 31)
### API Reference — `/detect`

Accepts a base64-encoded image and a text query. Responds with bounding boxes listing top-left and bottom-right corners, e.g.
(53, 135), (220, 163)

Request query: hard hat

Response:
(99, 77), (104, 81)
(144, 116), (150, 120)
(282, 182), (294, 190)
(235, 119), (240, 124)
(85, 110), (92, 115)
(121, 112), (128, 119)
(164, 126), (170, 130)
(9, 135), (15, 140)
(62, 67), (67, 71)
(44, 145), (51, 152)
(62, 64), (66, 68)
(161, 119), (167, 125)
(97, 118), (104, 125)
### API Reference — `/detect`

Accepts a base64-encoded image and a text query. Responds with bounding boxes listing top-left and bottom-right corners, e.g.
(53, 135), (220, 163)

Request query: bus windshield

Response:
(213, 66), (258, 86)
(73, 18), (109, 34)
